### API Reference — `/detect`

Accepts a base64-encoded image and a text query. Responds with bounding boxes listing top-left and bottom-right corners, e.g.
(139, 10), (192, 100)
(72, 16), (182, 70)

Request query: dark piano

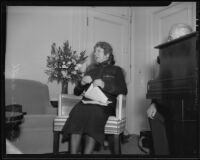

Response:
(146, 32), (199, 157)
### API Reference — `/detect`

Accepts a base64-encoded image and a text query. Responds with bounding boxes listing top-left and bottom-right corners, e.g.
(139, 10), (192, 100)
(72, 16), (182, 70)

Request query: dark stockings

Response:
(70, 134), (96, 154)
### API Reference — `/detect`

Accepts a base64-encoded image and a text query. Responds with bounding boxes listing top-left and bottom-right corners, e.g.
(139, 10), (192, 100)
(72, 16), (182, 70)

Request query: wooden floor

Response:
(47, 134), (149, 157)
(93, 134), (147, 155)
(5, 134), (150, 158)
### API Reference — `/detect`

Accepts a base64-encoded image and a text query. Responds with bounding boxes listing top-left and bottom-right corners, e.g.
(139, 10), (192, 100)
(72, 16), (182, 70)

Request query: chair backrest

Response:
(58, 94), (126, 120)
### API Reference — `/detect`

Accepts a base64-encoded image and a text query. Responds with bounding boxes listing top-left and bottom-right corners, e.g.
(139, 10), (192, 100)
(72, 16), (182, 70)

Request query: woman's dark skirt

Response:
(61, 101), (111, 145)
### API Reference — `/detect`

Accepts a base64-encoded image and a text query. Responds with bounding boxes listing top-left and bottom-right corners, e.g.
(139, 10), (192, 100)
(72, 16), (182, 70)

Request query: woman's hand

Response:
(81, 75), (92, 85)
(147, 103), (157, 119)
(93, 79), (105, 88)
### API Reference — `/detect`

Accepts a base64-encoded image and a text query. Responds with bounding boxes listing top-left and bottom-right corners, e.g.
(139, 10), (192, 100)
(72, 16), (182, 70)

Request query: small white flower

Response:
(71, 71), (77, 75)
(77, 63), (82, 68)
(60, 56), (64, 60)
(74, 64), (82, 70)
(74, 66), (78, 70)
(72, 59), (76, 64)
(67, 61), (71, 65)
(66, 75), (71, 79)
(61, 71), (67, 77)
(62, 64), (67, 69)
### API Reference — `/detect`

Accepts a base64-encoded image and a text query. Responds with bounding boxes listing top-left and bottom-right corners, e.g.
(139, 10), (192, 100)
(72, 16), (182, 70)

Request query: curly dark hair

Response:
(93, 41), (115, 65)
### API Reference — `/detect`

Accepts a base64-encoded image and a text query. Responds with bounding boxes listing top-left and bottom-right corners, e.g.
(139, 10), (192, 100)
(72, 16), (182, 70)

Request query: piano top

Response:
(146, 31), (197, 99)
(155, 32), (197, 49)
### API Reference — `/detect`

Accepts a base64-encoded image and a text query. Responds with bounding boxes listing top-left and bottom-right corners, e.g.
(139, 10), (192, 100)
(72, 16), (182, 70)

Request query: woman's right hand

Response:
(81, 75), (92, 85)
(147, 103), (157, 119)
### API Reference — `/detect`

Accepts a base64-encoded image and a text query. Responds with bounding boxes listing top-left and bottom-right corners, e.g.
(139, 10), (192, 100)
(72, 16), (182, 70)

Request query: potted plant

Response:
(45, 41), (87, 93)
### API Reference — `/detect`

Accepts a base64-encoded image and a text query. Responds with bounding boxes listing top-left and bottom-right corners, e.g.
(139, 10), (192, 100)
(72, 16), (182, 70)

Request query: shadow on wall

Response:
(137, 61), (155, 130)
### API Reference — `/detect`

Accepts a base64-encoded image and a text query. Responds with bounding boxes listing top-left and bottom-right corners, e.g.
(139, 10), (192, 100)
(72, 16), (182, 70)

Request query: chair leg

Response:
(113, 134), (121, 154)
(53, 131), (60, 154)
(107, 134), (121, 154)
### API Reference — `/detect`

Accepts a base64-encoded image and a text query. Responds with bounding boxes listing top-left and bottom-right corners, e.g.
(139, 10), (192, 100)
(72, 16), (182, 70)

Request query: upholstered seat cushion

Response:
(54, 116), (126, 134)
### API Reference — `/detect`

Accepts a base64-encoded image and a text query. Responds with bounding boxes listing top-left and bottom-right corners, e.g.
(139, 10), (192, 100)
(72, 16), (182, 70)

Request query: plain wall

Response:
(126, 8), (154, 134)
(5, 6), (77, 99)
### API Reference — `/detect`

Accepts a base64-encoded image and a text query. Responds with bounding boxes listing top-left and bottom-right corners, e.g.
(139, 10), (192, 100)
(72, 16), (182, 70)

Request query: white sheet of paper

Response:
(84, 83), (108, 104)
(81, 100), (111, 106)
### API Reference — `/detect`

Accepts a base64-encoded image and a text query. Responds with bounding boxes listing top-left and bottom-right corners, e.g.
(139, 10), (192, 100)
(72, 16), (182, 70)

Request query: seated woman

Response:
(62, 41), (128, 154)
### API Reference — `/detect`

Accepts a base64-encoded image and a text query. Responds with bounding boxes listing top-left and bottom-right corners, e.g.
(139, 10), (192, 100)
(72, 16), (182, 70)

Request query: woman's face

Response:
(94, 46), (109, 63)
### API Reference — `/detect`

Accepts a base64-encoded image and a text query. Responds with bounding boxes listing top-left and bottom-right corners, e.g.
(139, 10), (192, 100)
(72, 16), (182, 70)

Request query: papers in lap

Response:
(82, 83), (111, 106)
(81, 100), (111, 106)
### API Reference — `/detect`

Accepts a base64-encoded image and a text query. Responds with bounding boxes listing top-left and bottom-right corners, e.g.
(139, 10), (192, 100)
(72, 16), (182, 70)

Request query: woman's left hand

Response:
(93, 79), (105, 88)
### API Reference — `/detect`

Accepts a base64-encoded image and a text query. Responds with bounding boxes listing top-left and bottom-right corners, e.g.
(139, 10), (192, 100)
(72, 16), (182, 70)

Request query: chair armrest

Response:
(58, 94), (82, 116)
(58, 94), (126, 120)
(115, 94), (126, 120)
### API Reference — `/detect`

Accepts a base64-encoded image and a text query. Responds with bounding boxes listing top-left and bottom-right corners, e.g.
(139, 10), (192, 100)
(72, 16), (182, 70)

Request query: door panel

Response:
(87, 8), (131, 83)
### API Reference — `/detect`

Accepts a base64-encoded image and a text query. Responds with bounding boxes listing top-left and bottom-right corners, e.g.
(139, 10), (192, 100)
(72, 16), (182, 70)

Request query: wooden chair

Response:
(53, 94), (126, 154)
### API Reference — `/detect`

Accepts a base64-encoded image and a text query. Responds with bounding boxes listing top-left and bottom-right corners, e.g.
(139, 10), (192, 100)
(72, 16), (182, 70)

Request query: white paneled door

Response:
(86, 8), (131, 83)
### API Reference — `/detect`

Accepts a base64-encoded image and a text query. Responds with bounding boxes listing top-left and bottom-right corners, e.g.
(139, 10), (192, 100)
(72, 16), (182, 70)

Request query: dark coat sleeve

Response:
(74, 82), (84, 96)
(74, 82), (91, 96)
(102, 67), (127, 96)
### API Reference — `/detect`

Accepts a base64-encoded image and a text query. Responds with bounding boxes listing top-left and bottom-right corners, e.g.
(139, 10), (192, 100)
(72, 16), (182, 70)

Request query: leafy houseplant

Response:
(45, 41), (87, 93)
